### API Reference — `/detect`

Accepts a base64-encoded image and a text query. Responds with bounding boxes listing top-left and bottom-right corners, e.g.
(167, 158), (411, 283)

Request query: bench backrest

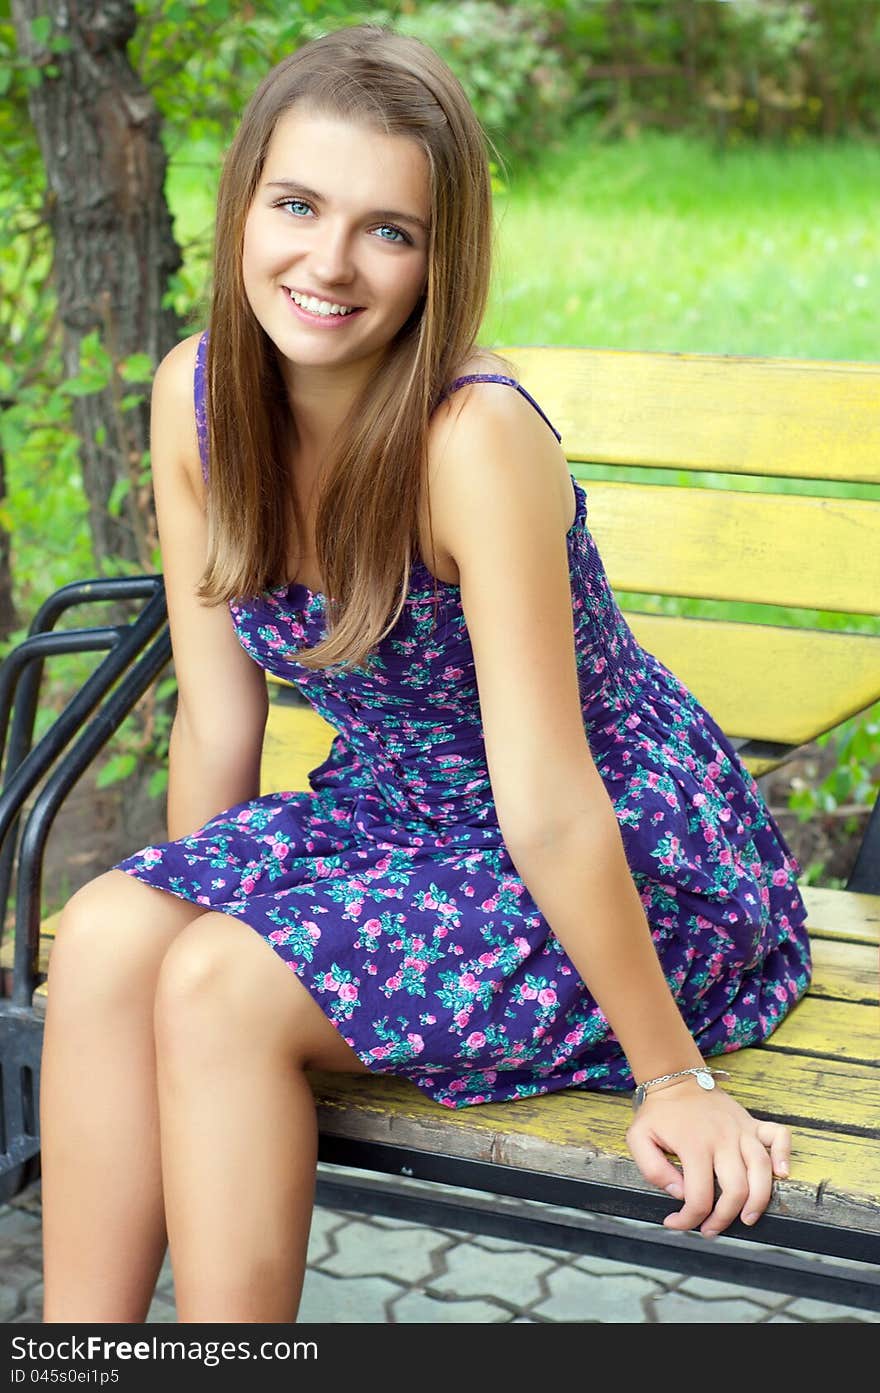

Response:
(504, 347), (880, 774)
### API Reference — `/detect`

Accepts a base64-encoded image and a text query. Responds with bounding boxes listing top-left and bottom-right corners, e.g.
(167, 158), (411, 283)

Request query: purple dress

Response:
(113, 330), (811, 1108)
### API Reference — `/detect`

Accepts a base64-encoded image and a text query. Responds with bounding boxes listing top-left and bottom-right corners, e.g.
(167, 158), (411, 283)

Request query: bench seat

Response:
(9, 883), (874, 1249)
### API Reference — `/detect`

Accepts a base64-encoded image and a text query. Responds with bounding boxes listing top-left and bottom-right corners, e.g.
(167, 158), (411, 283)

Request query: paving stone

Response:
(470, 1233), (573, 1260)
(0, 1190), (873, 1327)
(784, 1296), (880, 1322)
(651, 1290), (769, 1323)
(152, 1251), (175, 1299)
(8, 1183), (42, 1216)
(17, 1296), (44, 1323)
(389, 1289), (512, 1323)
(306, 1207), (345, 1266)
(146, 1296), (180, 1323)
(572, 1253), (680, 1284)
(532, 1266), (659, 1322)
(315, 1218), (449, 1283)
(675, 1274), (790, 1308)
(428, 1243), (555, 1306)
(330, 1208), (462, 1243)
(297, 1270), (402, 1323)
(0, 1283), (22, 1321)
(0, 1209), (40, 1241)
(0, 1254), (44, 1288)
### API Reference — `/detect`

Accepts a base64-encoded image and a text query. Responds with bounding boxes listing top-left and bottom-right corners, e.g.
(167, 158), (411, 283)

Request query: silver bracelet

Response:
(632, 1065), (730, 1112)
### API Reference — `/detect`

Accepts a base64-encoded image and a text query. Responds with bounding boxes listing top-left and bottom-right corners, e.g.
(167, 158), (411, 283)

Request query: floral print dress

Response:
(113, 330), (812, 1108)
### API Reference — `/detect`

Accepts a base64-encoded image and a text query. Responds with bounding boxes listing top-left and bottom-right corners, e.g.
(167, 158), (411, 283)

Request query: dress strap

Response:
(194, 329), (210, 484)
(436, 373), (562, 443)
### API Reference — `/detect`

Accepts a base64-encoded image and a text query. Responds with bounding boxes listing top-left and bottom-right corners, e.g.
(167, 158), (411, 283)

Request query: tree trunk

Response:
(11, 0), (184, 574)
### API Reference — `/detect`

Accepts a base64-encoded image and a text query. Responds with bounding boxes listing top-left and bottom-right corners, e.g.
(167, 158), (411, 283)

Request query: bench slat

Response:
(620, 1047), (878, 1134)
(808, 937), (879, 1002)
(585, 481), (880, 616)
(307, 1069), (880, 1232)
(626, 613), (879, 745)
(801, 885), (880, 945)
(261, 699), (334, 794)
(505, 347), (880, 485)
(759, 996), (879, 1065)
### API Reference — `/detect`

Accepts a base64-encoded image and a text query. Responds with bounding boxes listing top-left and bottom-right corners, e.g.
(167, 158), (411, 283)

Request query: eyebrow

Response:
(264, 180), (431, 233)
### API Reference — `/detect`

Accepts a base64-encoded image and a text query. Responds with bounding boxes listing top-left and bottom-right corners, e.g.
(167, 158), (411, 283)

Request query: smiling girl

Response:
(38, 23), (811, 1322)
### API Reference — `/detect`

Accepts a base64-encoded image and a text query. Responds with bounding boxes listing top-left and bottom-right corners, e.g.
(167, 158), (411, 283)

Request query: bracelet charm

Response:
(632, 1065), (730, 1112)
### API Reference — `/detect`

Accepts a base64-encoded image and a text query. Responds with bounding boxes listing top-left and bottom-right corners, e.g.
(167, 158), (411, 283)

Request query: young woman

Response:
(39, 23), (811, 1323)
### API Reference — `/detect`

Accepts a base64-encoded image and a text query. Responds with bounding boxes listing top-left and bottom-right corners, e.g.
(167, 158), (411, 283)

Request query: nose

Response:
(309, 219), (356, 288)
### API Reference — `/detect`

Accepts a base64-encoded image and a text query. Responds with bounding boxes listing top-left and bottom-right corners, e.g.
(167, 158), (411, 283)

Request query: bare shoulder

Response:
(149, 328), (269, 753)
(423, 358), (607, 851)
(426, 350), (572, 573)
(151, 330), (205, 501)
(154, 329), (202, 395)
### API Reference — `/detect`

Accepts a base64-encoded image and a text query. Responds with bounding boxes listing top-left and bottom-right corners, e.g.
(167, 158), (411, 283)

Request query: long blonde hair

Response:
(198, 22), (511, 670)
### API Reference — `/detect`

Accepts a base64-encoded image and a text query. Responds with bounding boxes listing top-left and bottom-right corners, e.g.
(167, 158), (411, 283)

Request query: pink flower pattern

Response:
(114, 332), (811, 1108)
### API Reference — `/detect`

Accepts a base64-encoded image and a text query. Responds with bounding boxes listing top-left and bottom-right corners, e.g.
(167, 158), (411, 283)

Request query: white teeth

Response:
(288, 289), (356, 317)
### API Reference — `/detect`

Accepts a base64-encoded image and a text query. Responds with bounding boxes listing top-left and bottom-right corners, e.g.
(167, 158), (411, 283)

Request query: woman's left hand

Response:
(625, 1078), (791, 1236)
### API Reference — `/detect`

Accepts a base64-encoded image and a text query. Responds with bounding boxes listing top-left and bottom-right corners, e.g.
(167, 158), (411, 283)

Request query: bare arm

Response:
(508, 821), (704, 1084)
(429, 381), (790, 1234)
(150, 334), (269, 841)
(165, 719), (264, 843)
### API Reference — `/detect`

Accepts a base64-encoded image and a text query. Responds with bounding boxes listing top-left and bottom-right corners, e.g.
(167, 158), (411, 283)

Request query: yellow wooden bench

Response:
(2, 346), (879, 1309)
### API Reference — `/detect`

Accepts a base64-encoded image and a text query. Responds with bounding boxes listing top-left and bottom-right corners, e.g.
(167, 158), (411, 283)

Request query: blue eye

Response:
(277, 198), (312, 217)
(273, 198), (412, 245)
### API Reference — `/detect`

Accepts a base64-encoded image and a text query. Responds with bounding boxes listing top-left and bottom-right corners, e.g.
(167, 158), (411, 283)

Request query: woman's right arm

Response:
(150, 335), (270, 841)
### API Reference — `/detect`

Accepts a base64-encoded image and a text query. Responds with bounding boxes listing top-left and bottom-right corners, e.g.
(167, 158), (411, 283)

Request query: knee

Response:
(153, 916), (238, 1057)
(48, 872), (135, 1002)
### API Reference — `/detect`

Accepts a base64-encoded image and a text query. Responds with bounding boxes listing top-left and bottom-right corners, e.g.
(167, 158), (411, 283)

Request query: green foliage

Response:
(788, 704), (880, 825)
(95, 751), (138, 789)
(389, 1), (577, 160)
(0, 3), (877, 881)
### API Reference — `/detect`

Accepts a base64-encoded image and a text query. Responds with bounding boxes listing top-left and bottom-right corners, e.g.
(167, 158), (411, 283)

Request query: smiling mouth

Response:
(284, 287), (363, 317)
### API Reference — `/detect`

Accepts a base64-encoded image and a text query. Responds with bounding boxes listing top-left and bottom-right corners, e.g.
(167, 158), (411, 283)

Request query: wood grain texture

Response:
(801, 886), (880, 945)
(758, 995), (878, 1064)
(307, 1068), (880, 1233)
(584, 481), (880, 616)
(808, 937), (880, 1001)
(626, 613), (879, 745)
(503, 347), (880, 484)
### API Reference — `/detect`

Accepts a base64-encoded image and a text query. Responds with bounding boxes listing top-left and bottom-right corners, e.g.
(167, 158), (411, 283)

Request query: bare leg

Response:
(40, 870), (210, 1323)
(153, 911), (369, 1323)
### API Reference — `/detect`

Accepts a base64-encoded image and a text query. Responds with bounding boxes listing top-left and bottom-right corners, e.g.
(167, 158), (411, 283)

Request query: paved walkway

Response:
(2, 1171), (877, 1324)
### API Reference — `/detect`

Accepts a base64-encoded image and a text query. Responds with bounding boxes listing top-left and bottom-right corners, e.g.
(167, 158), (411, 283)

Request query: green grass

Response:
(484, 123), (879, 362)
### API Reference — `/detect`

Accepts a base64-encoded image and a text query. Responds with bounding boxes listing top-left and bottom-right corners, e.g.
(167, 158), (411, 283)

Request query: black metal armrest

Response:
(0, 575), (171, 1007)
